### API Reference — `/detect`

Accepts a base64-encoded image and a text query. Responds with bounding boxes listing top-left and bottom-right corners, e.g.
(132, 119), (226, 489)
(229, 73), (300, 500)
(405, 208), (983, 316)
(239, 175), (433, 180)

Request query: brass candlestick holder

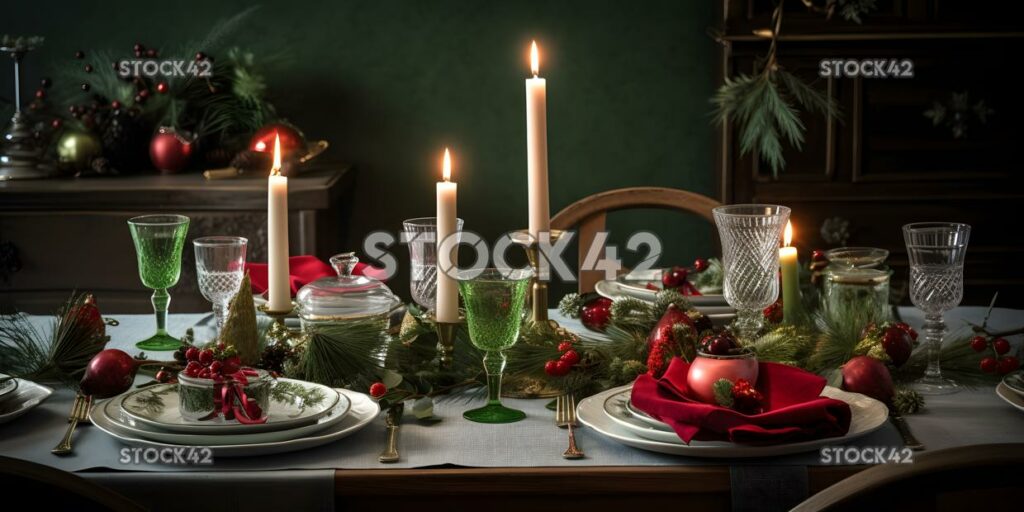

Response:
(258, 304), (305, 347)
(433, 316), (462, 370)
(510, 229), (565, 338)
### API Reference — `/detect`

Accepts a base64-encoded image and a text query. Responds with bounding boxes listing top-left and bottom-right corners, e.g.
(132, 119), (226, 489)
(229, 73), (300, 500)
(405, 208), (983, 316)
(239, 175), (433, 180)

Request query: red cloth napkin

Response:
(246, 255), (387, 297)
(630, 358), (852, 445)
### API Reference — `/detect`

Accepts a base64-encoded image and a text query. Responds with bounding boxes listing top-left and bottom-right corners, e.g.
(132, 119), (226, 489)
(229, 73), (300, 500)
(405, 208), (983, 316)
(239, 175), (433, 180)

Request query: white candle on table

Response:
(267, 133), (291, 311)
(526, 40), (550, 240)
(436, 148), (459, 323)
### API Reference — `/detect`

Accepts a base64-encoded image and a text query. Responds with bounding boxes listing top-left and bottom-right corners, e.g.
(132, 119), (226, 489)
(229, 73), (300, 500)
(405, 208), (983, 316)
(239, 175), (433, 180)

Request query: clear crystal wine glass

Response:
(903, 222), (971, 395)
(128, 214), (190, 350)
(403, 217), (464, 312)
(712, 204), (791, 342)
(457, 268), (532, 424)
(193, 236), (248, 330)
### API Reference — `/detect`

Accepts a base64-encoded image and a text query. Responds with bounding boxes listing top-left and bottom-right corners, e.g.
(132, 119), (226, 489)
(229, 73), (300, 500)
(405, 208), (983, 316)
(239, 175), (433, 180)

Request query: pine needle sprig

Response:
(298, 320), (390, 389)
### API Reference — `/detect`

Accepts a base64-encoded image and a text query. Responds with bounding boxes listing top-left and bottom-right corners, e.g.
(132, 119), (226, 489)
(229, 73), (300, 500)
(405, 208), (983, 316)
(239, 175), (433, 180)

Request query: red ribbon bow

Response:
(201, 368), (267, 424)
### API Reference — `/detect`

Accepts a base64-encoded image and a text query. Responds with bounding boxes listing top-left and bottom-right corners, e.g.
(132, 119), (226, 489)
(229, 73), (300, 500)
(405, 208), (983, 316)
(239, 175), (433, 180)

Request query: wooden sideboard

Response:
(0, 167), (355, 314)
(714, 0), (1024, 307)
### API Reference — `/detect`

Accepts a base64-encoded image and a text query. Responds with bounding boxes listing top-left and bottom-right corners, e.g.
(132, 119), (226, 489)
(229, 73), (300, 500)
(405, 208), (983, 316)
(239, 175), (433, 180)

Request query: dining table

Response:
(1, 305), (1022, 512)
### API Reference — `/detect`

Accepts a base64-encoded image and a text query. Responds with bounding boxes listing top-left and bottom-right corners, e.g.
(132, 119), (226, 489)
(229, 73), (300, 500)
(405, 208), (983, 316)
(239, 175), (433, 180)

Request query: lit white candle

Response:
(267, 134), (291, 311)
(436, 148), (459, 323)
(525, 41), (550, 240)
(779, 221), (800, 324)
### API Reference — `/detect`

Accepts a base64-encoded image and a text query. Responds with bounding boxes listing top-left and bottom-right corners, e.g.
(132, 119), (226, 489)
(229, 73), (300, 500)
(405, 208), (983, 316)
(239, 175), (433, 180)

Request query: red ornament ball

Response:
(993, 338), (1011, 355)
(580, 297), (612, 331)
(249, 123), (305, 155)
(369, 382), (387, 398)
(880, 324), (914, 367)
(149, 127), (194, 173)
(842, 355), (894, 404)
(970, 336), (988, 352)
(80, 349), (142, 398)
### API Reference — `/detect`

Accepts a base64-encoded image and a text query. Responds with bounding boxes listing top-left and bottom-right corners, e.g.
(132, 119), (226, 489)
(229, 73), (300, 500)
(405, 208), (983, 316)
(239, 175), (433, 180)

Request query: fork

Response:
(378, 403), (403, 463)
(555, 394), (584, 459)
(52, 394), (91, 456)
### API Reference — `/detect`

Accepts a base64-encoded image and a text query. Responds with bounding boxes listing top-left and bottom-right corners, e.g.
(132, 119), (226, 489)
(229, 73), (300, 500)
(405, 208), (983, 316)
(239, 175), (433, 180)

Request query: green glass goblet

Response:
(457, 268), (532, 424)
(128, 214), (190, 350)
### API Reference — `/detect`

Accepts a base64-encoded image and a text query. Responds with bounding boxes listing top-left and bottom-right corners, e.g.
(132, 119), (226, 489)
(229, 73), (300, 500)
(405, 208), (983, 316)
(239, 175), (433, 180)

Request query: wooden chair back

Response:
(550, 186), (721, 293)
(793, 443), (1024, 511)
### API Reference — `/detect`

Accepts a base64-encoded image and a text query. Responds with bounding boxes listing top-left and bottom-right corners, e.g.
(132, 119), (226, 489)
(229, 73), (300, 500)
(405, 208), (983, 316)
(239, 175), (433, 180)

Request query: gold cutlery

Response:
(556, 394), (584, 459)
(52, 394), (91, 456)
(378, 403), (403, 463)
(889, 409), (924, 451)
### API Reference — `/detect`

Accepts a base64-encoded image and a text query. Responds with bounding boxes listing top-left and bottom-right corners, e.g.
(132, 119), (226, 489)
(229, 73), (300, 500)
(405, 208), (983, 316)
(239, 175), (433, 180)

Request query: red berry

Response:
(197, 350), (213, 366)
(34, 89), (45, 99)
(74, 50), (85, 59)
(156, 81), (168, 94)
(51, 119), (62, 129)
(998, 356), (1020, 375)
(763, 300), (783, 324)
(560, 350), (580, 366)
(980, 357), (999, 374)
(195, 52), (207, 61)
(209, 360), (223, 374)
(554, 360), (572, 376)
(198, 368), (212, 379)
(84, 64), (93, 73)
(993, 338), (1011, 355)
(155, 370), (172, 383)
(557, 341), (574, 352)
(693, 258), (709, 272)
(812, 250), (827, 262)
(111, 100), (122, 110)
(185, 347), (199, 361)
(184, 361), (202, 377)
(662, 266), (689, 288)
(544, 360), (559, 377)
(969, 336), (988, 353)
(222, 356), (242, 374)
(369, 382), (387, 398)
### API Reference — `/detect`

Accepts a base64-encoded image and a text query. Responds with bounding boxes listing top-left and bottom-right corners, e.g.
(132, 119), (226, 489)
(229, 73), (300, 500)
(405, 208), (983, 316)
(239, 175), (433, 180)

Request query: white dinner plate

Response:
(97, 391), (350, 445)
(996, 382), (1024, 413)
(120, 379), (341, 434)
(91, 388), (379, 457)
(578, 384), (889, 458)
(1001, 372), (1024, 397)
(0, 379), (53, 424)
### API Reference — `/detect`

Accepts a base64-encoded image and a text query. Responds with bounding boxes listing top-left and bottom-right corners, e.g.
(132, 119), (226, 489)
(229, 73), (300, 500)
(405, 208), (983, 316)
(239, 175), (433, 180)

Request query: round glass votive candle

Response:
(823, 267), (890, 323)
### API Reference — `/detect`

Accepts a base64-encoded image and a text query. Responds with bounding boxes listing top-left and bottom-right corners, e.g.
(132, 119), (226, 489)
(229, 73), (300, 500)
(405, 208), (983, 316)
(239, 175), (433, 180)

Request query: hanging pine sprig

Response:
(712, 0), (844, 176)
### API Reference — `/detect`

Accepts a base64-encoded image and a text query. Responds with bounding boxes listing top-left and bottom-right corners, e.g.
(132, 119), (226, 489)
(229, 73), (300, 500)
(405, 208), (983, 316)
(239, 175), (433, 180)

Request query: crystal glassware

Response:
(128, 214), (190, 350)
(402, 217), (464, 312)
(457, 268), (532, 423)
(193, 236), (248, 331)
(712, 204), (791, 341)
(903, 222), (971, 395)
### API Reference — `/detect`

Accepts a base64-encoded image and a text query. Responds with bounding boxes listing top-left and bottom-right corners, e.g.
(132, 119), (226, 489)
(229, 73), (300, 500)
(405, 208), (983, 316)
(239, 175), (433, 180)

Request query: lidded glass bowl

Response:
(295, 252), (400, 324)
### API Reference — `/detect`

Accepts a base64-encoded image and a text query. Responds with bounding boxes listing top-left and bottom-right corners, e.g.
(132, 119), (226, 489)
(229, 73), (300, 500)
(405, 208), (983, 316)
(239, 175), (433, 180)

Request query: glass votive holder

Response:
(823, 267), (890, 323)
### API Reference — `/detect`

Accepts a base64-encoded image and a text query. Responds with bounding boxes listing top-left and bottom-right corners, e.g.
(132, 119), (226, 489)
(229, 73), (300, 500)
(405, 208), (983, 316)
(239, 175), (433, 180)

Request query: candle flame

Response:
(270, 133), (282, 176)
(530, 40), (539, 77)
(442, 147), (451, 182)
(784, 221), (793, 247)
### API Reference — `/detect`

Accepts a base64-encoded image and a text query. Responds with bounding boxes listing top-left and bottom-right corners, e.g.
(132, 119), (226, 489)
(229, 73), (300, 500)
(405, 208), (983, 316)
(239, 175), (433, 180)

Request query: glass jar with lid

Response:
(295, 253), (401, 332)
(822, 247), (891, 323)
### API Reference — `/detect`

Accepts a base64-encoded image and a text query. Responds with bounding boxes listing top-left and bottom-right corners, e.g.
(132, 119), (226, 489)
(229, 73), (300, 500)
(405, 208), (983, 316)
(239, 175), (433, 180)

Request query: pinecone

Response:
(892, 388), (925, 414)
(90, 156), (117, 175)
(100, 115), (149, 173)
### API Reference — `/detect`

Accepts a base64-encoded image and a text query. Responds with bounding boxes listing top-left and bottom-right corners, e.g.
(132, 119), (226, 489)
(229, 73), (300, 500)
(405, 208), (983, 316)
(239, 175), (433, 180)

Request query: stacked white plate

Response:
(0, 374), (54, 424)
(996, 372), (1024, 413)
(90, 378), (379, 457)
(594, 269), (735, 323)
(577, 384), (890, 458)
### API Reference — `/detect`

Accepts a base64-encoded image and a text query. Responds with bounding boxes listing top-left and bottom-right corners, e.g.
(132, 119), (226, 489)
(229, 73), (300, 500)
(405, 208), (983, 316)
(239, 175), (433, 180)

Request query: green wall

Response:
(3, 0), (715, 300)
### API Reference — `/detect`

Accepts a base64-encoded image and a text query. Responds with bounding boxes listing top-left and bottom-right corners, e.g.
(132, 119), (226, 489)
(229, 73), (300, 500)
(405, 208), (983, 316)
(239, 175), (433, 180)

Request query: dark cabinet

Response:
(716, 1), (1024, 306)
(0, 167), (354, 314)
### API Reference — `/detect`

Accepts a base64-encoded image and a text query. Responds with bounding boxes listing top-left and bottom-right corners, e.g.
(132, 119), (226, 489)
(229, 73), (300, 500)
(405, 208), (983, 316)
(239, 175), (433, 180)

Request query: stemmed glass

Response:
(712, 204), (791, 342)
(903, 222), (971, 395)
(403, 217), (464, 312)
(457, 268), (533, 423)
(128, 215), (190, 350)
(193, 236), (248, 331)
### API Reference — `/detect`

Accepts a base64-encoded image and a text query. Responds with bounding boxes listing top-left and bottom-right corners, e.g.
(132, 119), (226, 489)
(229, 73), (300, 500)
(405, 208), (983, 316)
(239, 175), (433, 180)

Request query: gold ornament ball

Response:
(56, 130), (102, 170)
